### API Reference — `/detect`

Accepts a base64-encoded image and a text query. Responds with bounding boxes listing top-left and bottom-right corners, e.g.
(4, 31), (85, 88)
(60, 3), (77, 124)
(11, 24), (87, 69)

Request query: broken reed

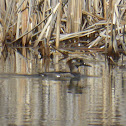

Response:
(0, 0), (126, 58)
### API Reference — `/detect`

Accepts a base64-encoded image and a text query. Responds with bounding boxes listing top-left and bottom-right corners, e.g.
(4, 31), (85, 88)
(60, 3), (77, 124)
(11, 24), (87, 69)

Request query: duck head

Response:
(66, 58), (91, 73)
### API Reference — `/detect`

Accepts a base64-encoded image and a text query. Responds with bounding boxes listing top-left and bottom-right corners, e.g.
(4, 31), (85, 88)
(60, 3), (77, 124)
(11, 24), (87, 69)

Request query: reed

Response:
(0, 0), (125, 59)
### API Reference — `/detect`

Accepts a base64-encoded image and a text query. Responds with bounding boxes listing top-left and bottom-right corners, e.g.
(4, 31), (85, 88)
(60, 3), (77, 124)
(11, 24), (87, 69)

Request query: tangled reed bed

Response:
(0, 0), (126, 60)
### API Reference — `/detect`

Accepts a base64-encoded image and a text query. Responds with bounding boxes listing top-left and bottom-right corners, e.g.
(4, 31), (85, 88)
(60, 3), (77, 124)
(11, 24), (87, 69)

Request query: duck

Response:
(40, 58), (91, 80)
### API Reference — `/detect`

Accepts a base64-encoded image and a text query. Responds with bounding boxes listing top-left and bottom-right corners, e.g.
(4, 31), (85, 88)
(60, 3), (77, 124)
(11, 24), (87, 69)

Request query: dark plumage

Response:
(40, 58), (91, 80)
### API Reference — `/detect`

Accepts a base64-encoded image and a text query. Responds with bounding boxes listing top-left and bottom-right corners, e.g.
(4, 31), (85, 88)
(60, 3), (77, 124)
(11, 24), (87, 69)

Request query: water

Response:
(0, 52), (126, 126)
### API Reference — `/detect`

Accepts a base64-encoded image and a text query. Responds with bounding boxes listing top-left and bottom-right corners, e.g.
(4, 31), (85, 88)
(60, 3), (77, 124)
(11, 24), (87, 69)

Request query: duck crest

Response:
(66, 58), (90, 73)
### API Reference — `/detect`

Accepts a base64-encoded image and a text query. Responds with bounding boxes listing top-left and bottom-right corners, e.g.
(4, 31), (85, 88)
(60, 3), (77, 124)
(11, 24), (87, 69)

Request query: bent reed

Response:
(0, 0), (126, 59)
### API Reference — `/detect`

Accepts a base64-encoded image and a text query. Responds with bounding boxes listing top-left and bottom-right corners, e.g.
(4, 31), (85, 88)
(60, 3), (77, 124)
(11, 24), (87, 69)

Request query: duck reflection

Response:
(67, 79), (84, 94)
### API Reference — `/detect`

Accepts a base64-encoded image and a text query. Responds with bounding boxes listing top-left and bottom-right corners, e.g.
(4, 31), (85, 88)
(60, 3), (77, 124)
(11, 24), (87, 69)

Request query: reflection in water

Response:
(0, 51), (126, 126)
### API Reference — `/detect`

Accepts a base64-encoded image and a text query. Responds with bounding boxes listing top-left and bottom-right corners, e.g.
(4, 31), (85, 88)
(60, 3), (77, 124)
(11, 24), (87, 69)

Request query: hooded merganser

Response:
(0, 58), (91, 80)
(40, 58), (91, 80)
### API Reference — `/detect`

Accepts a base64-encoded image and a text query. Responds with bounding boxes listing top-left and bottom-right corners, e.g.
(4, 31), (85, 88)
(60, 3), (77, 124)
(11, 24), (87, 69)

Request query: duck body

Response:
(40, 71), (81, 80)
(0, 58), (90, 80)
(40, 58), (91, 80)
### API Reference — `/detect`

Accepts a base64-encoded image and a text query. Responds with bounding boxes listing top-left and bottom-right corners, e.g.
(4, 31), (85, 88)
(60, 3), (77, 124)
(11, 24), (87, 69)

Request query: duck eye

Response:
(77, 59), (80, 62)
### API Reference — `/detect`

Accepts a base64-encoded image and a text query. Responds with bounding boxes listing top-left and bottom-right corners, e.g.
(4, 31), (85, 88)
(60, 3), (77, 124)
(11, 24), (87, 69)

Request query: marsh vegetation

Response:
(0, 0), (126, 60)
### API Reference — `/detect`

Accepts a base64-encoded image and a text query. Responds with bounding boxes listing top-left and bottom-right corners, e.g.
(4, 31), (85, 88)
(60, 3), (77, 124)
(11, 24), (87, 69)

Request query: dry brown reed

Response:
(0, 0), (125, 59)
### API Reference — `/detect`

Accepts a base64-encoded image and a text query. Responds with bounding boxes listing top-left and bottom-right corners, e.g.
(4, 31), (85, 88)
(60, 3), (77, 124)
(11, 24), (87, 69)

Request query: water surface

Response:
(0, 52), (126, 126)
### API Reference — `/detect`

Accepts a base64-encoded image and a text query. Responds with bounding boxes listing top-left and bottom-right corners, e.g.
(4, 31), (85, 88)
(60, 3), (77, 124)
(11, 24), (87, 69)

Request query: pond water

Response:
(0, 51), (126, 126)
